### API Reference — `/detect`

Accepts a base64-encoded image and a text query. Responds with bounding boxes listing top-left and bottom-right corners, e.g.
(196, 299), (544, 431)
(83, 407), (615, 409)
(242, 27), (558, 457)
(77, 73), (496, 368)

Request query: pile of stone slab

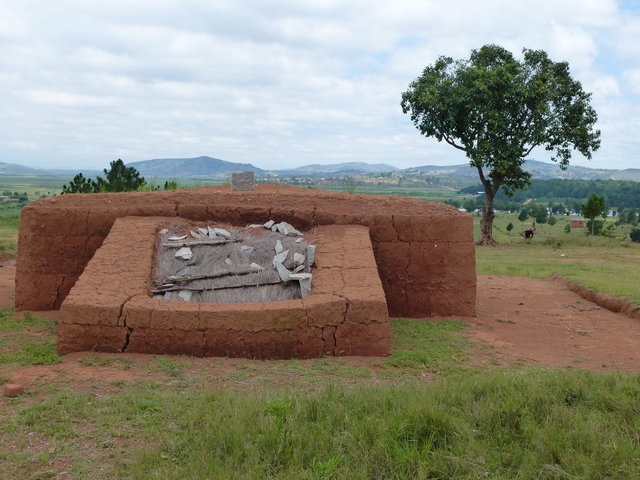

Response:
(152, 221), (316, 304)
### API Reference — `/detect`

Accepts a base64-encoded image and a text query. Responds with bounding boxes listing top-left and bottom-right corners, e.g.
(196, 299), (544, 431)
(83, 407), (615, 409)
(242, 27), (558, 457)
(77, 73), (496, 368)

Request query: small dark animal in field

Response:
(521, 227), (535, 239)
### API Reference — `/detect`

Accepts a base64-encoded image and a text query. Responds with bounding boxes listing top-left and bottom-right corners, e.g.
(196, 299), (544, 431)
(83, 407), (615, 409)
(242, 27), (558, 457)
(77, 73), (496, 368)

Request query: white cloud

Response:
(0, 0), (637, 171)
(0, 5), (27, 38)
(24, 90), (114, 107)
(548, 23), (598, 69)
(622, 69), (640, 95)
(585, 75), (621, 98)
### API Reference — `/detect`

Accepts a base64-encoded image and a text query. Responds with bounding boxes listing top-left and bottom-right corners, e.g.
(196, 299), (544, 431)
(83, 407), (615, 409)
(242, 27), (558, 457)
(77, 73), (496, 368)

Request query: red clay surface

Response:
(16, 184), (476, 317)
(58, 219), (391, 359)
(3, 260), (640, 377)
(469, 275), (640, 371)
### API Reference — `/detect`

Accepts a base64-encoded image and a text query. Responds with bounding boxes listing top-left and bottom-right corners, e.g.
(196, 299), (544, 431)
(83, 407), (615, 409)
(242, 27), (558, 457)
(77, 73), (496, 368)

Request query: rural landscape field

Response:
(2, 172), (640, 479)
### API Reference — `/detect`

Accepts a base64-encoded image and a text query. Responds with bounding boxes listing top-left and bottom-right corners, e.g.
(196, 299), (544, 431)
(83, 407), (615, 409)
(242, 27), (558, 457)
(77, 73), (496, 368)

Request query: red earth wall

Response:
(57, 219), (391, 358)
(16, 184), (476, 317)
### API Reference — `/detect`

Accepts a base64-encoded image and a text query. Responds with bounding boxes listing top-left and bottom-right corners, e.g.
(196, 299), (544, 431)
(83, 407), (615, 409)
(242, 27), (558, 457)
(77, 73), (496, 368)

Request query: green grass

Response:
(385, 319), (469, 372)
(0, 337), (60, 366)
(0, 214), (19, 253)
(127, 370), (640, 479)
(473, 211), (635, 244)
(76, 354), (135, 369)
(3, 311), (640, 478)
(314, 184), (465, 202)
(5, 369), (640, 479)
(0, 239), (16, 256)
(476, 241), (640, 305)
(0, 310), (57, 333)
(0, 309), (60, 367)
(0, 175), (73, 193)
(150, 356), (188, 378)
(472, 210), (640, 307)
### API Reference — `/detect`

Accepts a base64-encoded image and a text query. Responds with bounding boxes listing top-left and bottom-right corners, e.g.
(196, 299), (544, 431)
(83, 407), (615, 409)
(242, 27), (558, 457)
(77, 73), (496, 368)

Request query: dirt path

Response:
(469, 275), (640, 371)
(2, 265), (640, 386)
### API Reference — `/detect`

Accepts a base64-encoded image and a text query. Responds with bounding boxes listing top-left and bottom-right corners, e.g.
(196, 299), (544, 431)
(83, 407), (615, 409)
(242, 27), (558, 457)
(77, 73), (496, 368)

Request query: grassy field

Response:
(476, 240), (640, 305)
(470, 213), (640, 305)
(3, 308), (640, 478)
(3, 183), (640, 478)
(0, 175), (72, 196)
(472, 211), (634, 243)
(313, 183), (466, 203)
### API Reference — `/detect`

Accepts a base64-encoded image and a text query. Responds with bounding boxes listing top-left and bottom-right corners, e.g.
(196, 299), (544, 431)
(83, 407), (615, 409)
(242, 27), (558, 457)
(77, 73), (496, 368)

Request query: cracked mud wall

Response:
(57, 219), (391, 358)
(17, 184), (476, 317)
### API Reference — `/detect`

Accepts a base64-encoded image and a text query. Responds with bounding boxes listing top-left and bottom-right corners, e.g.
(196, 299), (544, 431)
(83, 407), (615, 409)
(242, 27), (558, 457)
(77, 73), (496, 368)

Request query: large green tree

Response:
(401, 44), (601, 245)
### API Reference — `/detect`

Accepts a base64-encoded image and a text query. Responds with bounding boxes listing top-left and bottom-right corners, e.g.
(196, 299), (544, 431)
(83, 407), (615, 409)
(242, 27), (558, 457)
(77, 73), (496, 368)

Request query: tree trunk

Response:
(477, 191), (497, 246)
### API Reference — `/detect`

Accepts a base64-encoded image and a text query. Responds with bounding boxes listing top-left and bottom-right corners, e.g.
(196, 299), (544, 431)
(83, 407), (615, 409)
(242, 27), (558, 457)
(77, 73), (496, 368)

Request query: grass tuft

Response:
(77, 354), (135, 369)
(0, 310), (57, 333)
(0, 309), (60, 367)
(385, 319), (469, 372)
(150, 356), (187, 378)
(0, 239), (16, 256)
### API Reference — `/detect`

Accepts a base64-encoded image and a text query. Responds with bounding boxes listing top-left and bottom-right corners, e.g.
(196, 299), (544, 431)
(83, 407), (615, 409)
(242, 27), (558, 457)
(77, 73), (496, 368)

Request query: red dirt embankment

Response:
(16, 184), (476, 318)
(57, 219), (391, 359)
(2, 264), (640, 370)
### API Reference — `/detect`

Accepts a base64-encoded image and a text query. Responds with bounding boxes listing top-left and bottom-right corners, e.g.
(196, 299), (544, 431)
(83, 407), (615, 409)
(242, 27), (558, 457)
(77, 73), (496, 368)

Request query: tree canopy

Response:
(401, 44), (601, 244)
(581, 193), (606, 236)
(460, 178), (640, 209)
(60, 173), (97, 194)
(62, 159), (147, 194)
(98, 159), (146, 192)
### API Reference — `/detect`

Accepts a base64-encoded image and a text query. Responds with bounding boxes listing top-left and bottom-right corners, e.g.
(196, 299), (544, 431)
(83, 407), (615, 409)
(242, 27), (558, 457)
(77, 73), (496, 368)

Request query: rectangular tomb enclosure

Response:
(17, 185), (477, 317)
(58, 216), (391, 359)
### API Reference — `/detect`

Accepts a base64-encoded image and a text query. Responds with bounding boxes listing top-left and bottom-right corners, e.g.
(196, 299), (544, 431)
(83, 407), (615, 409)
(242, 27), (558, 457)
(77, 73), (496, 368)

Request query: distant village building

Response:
(570, 217), (585, 229)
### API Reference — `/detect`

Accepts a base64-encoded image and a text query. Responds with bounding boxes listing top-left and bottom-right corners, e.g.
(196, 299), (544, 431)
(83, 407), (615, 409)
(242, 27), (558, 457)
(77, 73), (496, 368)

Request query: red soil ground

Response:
(3, 262), (640, 392)
(469, 275), (640, 371)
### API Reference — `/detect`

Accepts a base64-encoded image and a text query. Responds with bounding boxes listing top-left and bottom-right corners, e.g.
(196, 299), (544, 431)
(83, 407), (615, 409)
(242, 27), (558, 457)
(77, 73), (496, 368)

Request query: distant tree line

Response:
(459, 179), (640, 209)
(448, 189), (640, 237)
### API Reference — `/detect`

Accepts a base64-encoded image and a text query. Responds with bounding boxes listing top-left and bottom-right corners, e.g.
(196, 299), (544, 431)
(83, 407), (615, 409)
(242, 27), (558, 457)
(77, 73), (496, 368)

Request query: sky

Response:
(1, 0), (639, 172)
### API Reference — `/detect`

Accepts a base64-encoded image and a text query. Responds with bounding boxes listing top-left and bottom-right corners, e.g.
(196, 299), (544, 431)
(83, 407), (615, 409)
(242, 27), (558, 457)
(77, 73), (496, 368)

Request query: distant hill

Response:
(127, 157), (264, 177)
(404, 159), (640, 181)
(404, 164), (477, 177)
(1, 157), (639, 182)
(127, 156), (265, 177)
(0, 162), (102, 176)
(126, 158), (400, 177)
(278, 162), (400, 175)
(0, 162), (48, 175)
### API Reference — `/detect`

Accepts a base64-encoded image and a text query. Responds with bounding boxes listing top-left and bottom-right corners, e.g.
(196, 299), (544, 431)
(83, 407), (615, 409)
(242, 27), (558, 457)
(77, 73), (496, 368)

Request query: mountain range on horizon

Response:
(0, 156), (639, 181)
(128, 157), (402, 176)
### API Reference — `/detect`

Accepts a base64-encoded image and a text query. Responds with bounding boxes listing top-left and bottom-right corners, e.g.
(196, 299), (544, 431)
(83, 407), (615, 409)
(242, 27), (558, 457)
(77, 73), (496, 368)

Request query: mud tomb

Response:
(15, 184), (476, 359)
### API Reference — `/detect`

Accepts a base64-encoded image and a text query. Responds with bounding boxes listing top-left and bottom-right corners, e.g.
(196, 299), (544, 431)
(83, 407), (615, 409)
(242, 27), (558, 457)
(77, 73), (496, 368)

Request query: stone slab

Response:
(231, 171), (255, 191)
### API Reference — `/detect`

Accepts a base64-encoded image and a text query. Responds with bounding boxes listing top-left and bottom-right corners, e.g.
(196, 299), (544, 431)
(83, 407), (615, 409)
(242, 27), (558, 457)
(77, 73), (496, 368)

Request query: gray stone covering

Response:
(231, 171), (255, 191)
